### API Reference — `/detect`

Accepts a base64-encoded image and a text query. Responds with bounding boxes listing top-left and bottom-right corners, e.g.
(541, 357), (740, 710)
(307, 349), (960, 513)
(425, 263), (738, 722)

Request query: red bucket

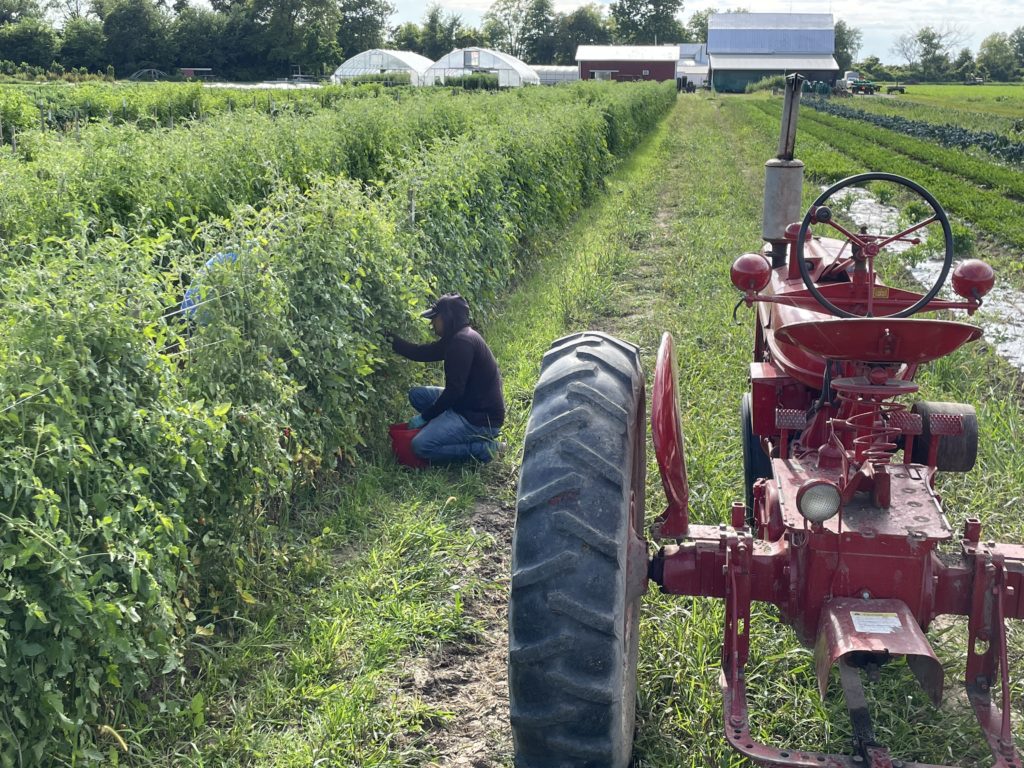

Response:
(389, 422), (429, 468)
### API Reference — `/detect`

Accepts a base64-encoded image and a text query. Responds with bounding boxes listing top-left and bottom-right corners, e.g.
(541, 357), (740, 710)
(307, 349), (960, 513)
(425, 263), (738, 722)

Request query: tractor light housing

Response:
(730, 253), (772, 293)
(796, 480), (841, 524)
(952, 259), (995, 300)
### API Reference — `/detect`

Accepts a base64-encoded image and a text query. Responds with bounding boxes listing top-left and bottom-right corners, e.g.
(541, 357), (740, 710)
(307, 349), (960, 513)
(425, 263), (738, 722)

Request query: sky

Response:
(390, 0), (1022, 61)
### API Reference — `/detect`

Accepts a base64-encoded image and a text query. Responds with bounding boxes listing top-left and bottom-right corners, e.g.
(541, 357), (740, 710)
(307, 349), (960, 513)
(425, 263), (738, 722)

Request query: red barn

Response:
(575, 45), (680, 82)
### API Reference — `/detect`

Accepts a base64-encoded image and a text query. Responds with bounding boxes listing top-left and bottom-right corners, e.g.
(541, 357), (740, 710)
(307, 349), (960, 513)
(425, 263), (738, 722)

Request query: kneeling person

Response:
(390, 293), (504, 463)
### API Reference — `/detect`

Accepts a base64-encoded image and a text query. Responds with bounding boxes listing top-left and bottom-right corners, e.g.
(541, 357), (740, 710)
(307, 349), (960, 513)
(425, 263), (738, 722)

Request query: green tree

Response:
(0, 0), (41, 23)
(59, 15), (106, 69)
(336, 0), (392, 59)
(554, 3), (609, 64)
(101, 0), (171, 73)
(455, 24), (487, 49)
(833, 19), (861, 72)
(483, 0), (530, 58)
(170, 5), (227, 69)
(856, 54), (890, 81)
(218, 3), (264, 76)
(524, 0), (556, 63)
(951, 46), (976, 79)
(244, 0), (341, 76)
(0, 17), (58, 65)
(1010, 26), (1024, 70)
(390, 20), (421, 52)
(685, 6), (713, 42)
(916, 27), (950, 80)
(421, 3), (461, 59)
(976, 32), (1017, 81)
(610, 0), (684, 45)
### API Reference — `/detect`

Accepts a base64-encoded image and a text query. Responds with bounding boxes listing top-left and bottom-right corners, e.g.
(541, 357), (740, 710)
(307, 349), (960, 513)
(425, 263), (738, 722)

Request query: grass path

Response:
(139, 93), (1024, 766)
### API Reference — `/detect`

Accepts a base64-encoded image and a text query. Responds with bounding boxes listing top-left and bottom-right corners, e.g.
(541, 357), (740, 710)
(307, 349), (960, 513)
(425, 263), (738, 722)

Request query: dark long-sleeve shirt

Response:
(392, 327), (505, 428)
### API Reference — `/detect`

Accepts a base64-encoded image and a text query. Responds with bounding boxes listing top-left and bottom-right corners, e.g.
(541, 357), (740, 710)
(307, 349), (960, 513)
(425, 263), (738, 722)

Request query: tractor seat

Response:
(774, 318), (982, 364)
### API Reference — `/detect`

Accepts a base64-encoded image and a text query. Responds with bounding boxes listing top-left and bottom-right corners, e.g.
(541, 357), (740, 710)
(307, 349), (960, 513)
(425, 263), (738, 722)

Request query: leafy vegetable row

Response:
(804, 97), (1024, 166)
(798, 106), (1024, 200)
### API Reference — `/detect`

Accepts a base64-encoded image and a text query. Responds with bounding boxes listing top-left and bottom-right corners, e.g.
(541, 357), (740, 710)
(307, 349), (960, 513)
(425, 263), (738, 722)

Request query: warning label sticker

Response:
(850, 611), (902, 634)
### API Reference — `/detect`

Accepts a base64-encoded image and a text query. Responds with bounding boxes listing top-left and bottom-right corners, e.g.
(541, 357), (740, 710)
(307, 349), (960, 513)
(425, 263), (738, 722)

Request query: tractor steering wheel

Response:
(796, 172), (954, 318)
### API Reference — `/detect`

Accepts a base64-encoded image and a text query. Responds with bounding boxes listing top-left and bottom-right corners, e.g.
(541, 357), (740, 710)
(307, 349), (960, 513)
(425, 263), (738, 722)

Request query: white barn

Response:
(331, 49), (434, 86)
(424, 48), (540, 87)
(707, 13), (838, 92)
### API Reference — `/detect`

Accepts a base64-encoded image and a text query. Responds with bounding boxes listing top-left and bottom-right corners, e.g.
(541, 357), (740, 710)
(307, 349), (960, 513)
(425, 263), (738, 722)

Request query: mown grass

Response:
(895, 84), (1024, 119)
(128, 466), (493, 767)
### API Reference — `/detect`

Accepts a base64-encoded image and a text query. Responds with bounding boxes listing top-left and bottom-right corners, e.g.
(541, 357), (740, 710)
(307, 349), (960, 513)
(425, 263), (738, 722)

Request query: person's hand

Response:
(408, 414), (427, 429)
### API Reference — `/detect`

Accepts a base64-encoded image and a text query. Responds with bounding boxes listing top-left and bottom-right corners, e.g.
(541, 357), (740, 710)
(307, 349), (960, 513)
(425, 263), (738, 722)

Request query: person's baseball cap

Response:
(420, 293), (468, 319)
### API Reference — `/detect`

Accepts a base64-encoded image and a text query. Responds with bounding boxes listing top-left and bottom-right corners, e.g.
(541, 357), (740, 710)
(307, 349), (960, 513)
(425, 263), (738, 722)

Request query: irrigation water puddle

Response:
(828, 187), (1024, 370)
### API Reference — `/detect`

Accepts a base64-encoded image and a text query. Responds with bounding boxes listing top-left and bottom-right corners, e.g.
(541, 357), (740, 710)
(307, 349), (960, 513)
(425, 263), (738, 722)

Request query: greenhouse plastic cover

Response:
(424, 48), (540, 87)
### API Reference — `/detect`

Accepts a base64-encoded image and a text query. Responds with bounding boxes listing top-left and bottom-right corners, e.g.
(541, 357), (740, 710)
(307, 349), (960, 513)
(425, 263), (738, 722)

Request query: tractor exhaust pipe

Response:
(763, 73), (806, 267)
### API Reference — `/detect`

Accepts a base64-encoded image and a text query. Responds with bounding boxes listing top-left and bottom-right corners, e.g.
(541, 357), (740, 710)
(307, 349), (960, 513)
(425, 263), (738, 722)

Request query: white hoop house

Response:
(424, 48), (540, 87)
(331, 49), (434, 86)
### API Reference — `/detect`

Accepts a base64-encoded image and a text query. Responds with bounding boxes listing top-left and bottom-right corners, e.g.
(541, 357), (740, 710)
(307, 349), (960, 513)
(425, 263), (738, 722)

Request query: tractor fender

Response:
(814, 597), (943, 705)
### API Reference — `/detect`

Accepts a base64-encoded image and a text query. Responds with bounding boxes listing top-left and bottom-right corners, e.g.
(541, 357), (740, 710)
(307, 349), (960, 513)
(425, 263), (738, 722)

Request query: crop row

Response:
(804, 97), (1024, 166)
(0, 84), (674, 247)
(0, 81), (677, 766)
(0, 89), (522, 245)
(733, 100), (862, 183)
(799, 107), (1024, 201)
(0, 81), (381, 138)
(816, 94), (1024, 140)
(750, 101), (1024, 251)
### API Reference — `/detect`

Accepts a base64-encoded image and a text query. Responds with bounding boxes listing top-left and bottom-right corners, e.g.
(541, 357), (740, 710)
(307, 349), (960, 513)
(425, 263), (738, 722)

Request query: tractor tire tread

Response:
(510, 332), (644, 768)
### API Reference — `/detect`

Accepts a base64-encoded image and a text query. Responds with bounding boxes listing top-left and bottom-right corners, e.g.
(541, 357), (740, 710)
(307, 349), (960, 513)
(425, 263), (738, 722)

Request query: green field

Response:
(894, 83), (1024, 117)
(3, 83), (1024, 766)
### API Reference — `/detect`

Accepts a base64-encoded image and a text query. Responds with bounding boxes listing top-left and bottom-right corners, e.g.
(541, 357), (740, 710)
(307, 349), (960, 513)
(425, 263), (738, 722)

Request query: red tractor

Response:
(508, 75), (1024, 767)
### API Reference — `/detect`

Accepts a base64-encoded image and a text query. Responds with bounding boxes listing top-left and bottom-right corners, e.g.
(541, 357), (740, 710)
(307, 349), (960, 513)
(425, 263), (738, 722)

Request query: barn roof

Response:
(709, 13), (834, 30)
(709, 53), (839, 71)
(575, 45), (681, 62)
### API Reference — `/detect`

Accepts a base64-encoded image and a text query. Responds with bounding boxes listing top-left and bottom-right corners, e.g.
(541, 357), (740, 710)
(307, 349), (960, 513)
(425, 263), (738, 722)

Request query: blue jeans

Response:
(408, 386), (501, 463)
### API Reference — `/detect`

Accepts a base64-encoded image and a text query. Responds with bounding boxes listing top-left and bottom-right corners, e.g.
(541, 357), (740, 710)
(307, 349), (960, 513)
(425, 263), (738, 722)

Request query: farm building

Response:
(530, 65), (579, 85)
(575, 45), (680, 82)
(707, 13), (838, 92)
(331, 49), (434, 86)
(424, 48), (540, 87)
(677, 43), (709, 88)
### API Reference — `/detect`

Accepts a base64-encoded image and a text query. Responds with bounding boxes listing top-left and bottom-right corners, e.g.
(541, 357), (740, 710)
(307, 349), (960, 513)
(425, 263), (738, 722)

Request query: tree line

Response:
(0, 0), (1021, 82)
(869, 25), (1024, 83)
(0, 0), (783, 80)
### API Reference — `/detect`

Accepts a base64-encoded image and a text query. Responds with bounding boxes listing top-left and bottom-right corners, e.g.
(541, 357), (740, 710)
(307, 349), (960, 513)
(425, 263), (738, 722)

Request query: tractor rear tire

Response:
(741, 393), (772, 515)
(509, 331), (647, 768)
(910, 401), (978, 472)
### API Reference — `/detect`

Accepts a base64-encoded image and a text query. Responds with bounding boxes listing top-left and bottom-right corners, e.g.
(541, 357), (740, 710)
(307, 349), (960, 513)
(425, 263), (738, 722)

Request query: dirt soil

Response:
(403, 501), (515, 768)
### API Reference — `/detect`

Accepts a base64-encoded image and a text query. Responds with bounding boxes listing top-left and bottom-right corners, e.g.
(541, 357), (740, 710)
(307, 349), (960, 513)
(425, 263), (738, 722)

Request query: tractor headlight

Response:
(796, 480), (841, 524)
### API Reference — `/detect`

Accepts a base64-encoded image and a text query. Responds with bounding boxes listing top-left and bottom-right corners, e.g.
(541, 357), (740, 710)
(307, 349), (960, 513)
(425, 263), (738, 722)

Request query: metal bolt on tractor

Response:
(508, 74), (1024, 768)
